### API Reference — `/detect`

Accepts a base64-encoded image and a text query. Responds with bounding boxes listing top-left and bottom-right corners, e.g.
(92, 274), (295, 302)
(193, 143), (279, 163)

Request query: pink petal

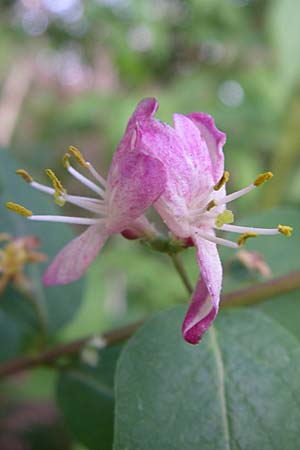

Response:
(173, 113), (214, 193)
(106, 152), (166, 234)
(136, 118), (197, 202)
(126, 98), (158, 128)
(182, 235), (222, 344)
(113, 98), (159, 158)
(187, 113), (226, 183)
(43, 225), (108, 286)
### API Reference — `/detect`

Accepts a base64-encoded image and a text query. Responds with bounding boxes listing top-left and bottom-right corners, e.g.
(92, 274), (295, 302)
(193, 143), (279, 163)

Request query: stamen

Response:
(214, 170), (230, 191)
(68, 145), (88, 168)
(215, 210), (234, 227)
(67, 146), (107, 190)
(62, 153), (71, 168)
(238, 232), (258, 247)
(219, 224), (281, 235)
(206, 200), (217, 211)
(29, 215), (103, 225)
(193, 229), (238, 249)
(45, 169), (67, 207)
(16, 169), (33, 183)
(278, 224), (293, 237)
(6, 202), (32, 217)
(254, 172), (273, 187)
(67, 165), (104, 196)
(86, 162), (107, 188)
(215, 172), (274, 207)
(15, 171), (104, 214)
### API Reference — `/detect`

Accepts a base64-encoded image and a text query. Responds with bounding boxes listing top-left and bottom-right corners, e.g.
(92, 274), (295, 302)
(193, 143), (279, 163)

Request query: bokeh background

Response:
(0, 1), (300, 449)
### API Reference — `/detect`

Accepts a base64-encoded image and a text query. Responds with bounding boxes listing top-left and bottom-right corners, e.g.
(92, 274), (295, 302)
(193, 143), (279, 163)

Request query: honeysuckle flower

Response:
(0, 234), (47, 294)
(6, 99), (166, 286)
(136, 103), (293, 344)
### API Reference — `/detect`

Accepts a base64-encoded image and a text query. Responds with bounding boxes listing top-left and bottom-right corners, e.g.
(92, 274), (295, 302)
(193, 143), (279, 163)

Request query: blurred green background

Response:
(0, 0), (300, 449)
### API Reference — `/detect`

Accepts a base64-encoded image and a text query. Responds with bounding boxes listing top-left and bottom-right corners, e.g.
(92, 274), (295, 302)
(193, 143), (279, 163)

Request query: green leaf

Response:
(0, 309), (23, 361)
(114, 306), (300, 450)
(57, 345), (122, 450)
(0, 150), (84, 333)
(268, 0), (300, 92)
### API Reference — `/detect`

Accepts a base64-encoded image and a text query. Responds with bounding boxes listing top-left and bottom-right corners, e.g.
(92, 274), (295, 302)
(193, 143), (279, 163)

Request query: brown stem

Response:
(0, 271), (300, 379)
(0, 320), (143, 379)
(221, 270), (300, 308)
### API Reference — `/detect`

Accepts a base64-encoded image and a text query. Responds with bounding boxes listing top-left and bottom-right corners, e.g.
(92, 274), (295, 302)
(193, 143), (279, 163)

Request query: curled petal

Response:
(182, 236), (222, 344)
(106, 152), (166, 234)
(43, 225), (108, 286)
(114, 98), (159, 157)
(187, 113), (226, 183)
(127, 97), (158, 127)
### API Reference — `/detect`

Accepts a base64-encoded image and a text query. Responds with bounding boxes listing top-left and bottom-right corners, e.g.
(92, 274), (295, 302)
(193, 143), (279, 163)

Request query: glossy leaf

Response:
(114, 306), (300, 450)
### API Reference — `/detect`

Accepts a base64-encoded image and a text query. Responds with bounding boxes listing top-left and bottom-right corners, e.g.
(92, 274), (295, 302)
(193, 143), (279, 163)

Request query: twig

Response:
(0, 271), (299, 379)
(0, 320), (143, 379)
(221, 270), (300, 307)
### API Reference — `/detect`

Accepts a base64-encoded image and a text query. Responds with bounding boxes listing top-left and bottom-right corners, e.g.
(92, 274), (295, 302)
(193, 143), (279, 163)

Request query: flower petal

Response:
(136, 118), (197, 201)
(182, 235), (222, 344)
(43, 225), (108, 286)
(173, 113), (214, 193)
(187, 113), (226, 183)
(114, 98), (159, 157)
(106, 152), (166, 234)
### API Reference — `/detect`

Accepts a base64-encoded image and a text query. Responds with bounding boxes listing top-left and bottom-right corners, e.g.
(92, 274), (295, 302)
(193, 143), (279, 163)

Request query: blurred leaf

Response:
(260, 91), (300, 208)
(0, 285), (40, 356)
(268, 0), (300, 92)
(0, 150), (84, 334)
(0, 309), (23, 361)
(114, 306), (300, 449)
(57, 345), (122, 450)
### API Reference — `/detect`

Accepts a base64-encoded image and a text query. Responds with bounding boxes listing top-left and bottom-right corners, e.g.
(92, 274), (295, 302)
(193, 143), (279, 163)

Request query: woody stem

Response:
(0, 271), (299, 378)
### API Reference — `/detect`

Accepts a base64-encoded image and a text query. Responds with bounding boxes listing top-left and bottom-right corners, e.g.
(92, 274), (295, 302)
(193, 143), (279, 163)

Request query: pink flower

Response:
(7, 99), (166, 286)
(136, 105), (292, 344)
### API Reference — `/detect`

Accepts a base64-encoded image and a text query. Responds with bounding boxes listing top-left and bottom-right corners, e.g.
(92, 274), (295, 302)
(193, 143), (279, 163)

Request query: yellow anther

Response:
(6, 202), (32, 217)
(215, 210), (234, 228)
(238, 232), (258, 247)
(16, 169), (33, 183)
(206, 200), (218, 211)
(62, 153), (71, 168)
(278, 224), (293, 237)
(254, 172), (273, 187)
(214, 170), (230, 191)
(68, 145), (88, 168)
(45, 169), (67, 207)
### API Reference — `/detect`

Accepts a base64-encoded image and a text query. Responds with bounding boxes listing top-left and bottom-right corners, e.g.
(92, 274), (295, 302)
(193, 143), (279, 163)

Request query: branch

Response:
(221, 271), (300, 307)
(0, 320), (143, 379)
(0, 271), (299, 379)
